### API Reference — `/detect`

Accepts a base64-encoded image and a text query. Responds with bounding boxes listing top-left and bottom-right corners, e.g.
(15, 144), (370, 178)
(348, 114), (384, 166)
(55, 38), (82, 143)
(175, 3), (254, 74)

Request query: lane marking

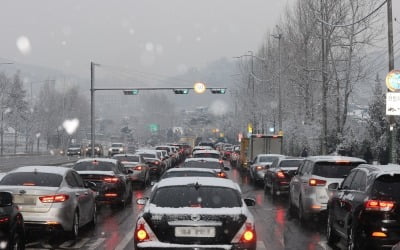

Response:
(318, 241), (330, 250)
(257, 241), (267, 250)
(87, 238), (106, 250)
(115, 228), (135, 250)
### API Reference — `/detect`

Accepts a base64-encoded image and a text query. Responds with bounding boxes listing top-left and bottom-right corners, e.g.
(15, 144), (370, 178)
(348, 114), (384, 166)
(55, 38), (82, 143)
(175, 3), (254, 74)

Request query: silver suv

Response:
(288, 156), (365, 223)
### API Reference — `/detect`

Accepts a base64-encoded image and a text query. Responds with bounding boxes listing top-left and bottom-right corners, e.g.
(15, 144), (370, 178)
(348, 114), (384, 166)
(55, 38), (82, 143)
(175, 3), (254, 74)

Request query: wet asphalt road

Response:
(2, 157), (346, 250)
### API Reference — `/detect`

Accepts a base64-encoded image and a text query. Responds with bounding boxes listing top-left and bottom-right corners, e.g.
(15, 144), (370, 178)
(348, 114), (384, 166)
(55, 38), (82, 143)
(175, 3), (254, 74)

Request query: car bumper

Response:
(255, 171), (265, 181)
(22, 210), (73, 231)
(302, 196), (328, 214)
(136, 241), (256, 250)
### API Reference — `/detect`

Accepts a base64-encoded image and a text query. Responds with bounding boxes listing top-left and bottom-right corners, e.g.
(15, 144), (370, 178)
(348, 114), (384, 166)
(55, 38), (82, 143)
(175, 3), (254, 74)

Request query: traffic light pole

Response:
(90, 62), (96, 157)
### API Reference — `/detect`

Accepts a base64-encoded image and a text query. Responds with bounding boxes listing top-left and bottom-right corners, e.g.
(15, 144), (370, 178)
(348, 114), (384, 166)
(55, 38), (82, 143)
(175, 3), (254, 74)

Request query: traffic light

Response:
(210, 88), (226, 94)
(173, 89), (189, 94)
(123, 89), (139, 95)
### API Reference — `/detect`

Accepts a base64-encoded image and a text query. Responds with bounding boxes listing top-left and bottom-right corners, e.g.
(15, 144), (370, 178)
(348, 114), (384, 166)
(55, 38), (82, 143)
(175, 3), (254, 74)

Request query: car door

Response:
(115, 163), (129, 198)
(333, 170), (357, 236)
(71, 171), (94, 225)
(65, 171), (91, 224)
(290, 160), (307, 207)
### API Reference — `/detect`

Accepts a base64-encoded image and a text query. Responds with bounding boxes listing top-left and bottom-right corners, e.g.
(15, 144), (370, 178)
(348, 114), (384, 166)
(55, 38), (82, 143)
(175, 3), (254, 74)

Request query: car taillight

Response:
(154, 161), (159, 165)
(217, 172), (226, 178)
(219, 160), (223, 164)
(256, 166), (264, 171)
(39, 194), (69, 203)
(104, 177), (119, 183)
(135, 217), (156, 242)
(309, 179), (326, 186)
(276, 171), (285, 178)
(0, 217), (9, 224)
(365, 200), (395, 212)
(232, 221), (256, 244)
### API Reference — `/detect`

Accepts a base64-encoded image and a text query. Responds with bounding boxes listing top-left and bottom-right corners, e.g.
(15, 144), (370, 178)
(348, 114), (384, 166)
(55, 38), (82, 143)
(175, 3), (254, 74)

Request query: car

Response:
(134, 177), (257, 249)
(73, 158), (132, 207)
(183, 158), (230, 178)
(326, 164), (400, 249)
(108, 143), (126, 156)
(288, 156), (366, 223)
(136, 150), (166, 179)
(66, 144), (83, 156)
(0, 166), (97, 238)
(192, 146), (213, 154)
(249, 154), (285, 184)
(0, 191), (25, 250)
(113, 154), (150, 189)
(192, 149), (221, 159)
(197, 141), (215, 149)
(263, 157), (304, 196)
(159, 167), (218, 180)
(85, 143), (104, 157)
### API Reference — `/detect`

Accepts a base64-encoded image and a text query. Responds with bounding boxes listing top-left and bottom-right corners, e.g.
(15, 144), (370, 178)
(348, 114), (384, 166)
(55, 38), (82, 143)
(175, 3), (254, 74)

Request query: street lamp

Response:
(272, 33), (283, 133)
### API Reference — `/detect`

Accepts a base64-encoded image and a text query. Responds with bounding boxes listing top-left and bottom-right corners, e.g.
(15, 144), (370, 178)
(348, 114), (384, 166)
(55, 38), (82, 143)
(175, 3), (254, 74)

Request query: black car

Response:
(0, 192), (25, 250)
(73, 158), (132, 207)
(134, 177), (256, 249)
(327, 164), (400, 249)
(85, 144), (103, 157)
(264, 157), (304, 196)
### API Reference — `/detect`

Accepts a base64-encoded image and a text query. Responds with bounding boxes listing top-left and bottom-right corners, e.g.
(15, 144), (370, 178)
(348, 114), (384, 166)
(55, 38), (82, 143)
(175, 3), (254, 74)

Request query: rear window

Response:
(156, 147), (170, 153)
(372, 174), (400, 199)
(162, 171), (216, 179)
(193, 153), (220, 159)
(151, 186), (241, 208)
(139, 153), (156, 158)
(0, 172), (63, 187)
(113, 155), (140, 162)
(183, 161), (221, 169)
(259, 156), (280, 162)
(312, 162), (362, 178)
(280, 160), (303, 168)
(73, 161), (114, 171)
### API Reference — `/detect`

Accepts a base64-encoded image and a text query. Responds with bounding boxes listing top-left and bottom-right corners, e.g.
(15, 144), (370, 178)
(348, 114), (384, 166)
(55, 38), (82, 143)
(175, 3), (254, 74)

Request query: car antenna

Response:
(194, 181), (201, 190)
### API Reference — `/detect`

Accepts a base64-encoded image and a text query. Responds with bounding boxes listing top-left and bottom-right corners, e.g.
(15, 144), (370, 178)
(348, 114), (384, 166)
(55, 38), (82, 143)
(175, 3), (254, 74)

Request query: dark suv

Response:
(327, 164), (400, 249)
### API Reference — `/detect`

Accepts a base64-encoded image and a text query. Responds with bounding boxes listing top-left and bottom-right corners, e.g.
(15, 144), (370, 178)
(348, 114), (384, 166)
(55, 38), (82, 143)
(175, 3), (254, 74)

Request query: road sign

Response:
(386, 92), (400, 115)
(386, 70), (400, 92)
(149, 123), (159, 132)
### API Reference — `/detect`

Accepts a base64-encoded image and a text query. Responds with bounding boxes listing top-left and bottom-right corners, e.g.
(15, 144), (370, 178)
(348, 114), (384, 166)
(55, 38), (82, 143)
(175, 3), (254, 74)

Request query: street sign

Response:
(386, 70), (400, 92)
(386, 92), (400, 115)
(149, 123), (159, 132)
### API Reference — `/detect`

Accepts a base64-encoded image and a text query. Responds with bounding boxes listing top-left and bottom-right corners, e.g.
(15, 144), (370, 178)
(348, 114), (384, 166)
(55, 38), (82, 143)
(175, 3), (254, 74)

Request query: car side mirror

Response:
(244, 198), (256, 207)
(265, 165), (270, 169)
(328, 182), (340, 190)
(137, 197), (149, 205)
(127, 169), (134, 174)
(224, 166), (230, 171)
(84, 181), (97, 190)
(0, 192), (13, 206)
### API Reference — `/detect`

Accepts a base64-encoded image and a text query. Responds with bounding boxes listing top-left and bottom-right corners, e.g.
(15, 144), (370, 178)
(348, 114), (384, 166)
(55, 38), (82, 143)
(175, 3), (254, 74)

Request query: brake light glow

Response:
(105, 193), (118, 197)
(154, 161), (159, 165)
(39, 194), (69, 203)
(0, 217), (9, 223)
(217, 172), (226, 178)
(309, 179), (326, 186)
(133, 165), (143, 171)
(365, 200), (395, 212)
(276, 171), (285, 178)
(256, 166), (264, 171)
(372, 232), (387, 237)
(135, 217), (155, 242)
(104, 177), (119, 183)
(23, 182), (36, 186)
(239, 223), (256, 243)
(335, 160), (350, 164)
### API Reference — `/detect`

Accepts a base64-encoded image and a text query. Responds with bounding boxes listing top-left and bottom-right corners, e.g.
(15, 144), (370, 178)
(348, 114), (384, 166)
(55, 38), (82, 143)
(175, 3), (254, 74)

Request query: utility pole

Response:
(90, 62), (96, 157)
(387, 0), (396, 163)
(277, 34), (282, 133)
(320, 0), (328, 155)
(249, 51), (256, 132)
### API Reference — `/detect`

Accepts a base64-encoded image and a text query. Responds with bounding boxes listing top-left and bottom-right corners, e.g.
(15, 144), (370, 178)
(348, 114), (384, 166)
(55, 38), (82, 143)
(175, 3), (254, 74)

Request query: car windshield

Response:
(259, 156), (280, 162)
(69, 144), (81, 148)
(113, 155), (139, 162)
(312, 162), (362, 178)
(151, 186), (241, 208)
(0, 172), (63, 187)
(73, 161), (114, 171)
(372, 175), (400, 199)
(183, 161), (221, 169)
(111, 143), (123, 147)
(155, 147), (170, 153)
(161, 171), (216, 179)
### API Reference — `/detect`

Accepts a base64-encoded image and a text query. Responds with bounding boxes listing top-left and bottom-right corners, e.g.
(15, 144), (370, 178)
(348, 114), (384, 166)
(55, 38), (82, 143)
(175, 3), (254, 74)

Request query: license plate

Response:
(14, 196), (36, 205)
(175, 227), (215, 237)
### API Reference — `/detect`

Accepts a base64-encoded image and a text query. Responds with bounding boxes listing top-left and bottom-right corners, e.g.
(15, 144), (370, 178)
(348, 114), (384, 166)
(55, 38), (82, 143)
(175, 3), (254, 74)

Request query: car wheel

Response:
(326, 210), (339, 245)
(9, 229), (24, 250)
(270, 183), (277, 197)
(89, 204), (97, 228)
(70, 211), (79, 239)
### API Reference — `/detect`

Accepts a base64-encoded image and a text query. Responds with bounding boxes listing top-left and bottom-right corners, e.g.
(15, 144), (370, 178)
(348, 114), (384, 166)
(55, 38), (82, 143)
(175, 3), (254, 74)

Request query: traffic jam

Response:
(0, 137), (399, 250)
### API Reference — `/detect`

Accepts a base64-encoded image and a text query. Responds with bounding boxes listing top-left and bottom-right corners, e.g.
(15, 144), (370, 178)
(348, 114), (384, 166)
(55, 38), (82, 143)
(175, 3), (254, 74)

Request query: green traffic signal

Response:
(123, 89), (139, 95)
(210, 88), (226, 94)
(173, 89), (189, 94)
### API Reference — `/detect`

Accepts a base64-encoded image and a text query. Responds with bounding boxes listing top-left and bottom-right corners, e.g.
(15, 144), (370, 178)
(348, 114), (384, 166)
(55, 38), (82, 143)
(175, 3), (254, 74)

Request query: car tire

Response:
(326, 210), (339, 245)
(69, 211), (79, 239)
(270, 183), (277, 197)
(9, 228), (24, 250)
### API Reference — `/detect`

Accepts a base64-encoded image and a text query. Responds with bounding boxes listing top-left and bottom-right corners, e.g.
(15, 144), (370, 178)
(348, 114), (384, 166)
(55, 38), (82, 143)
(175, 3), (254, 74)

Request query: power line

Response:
(317, 0), (387, 28)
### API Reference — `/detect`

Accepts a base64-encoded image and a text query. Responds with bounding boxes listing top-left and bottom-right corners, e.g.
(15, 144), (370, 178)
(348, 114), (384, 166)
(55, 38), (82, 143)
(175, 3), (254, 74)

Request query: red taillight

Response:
(276, 171), (285, 178)
(239, 223), (256, 243)
(154, 161), (159, 165)
(135, 218), (152, 242)
(0, 217), (9, 223)
(309, 179), (326, 186)
(39, 194), (69, 203)
(365, 200), (395, 212)
(217, 172), (226, 178)
(133, 165), (143, 171)
(104, 177), (119, 183)
(219, 160), (223, 164)
(105, 193), (118, 197)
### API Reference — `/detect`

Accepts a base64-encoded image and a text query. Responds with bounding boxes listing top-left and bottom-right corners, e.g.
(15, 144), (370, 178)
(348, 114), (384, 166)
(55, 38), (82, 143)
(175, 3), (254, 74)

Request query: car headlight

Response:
(119, 148), (123, 152)
(109, 148), (112, 152)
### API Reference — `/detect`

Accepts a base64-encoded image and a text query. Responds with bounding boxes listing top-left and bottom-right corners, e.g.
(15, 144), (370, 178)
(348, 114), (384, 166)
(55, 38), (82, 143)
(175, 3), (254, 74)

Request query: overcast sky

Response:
(0, 0), (399, 80)
(0, 0), (298, 79)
